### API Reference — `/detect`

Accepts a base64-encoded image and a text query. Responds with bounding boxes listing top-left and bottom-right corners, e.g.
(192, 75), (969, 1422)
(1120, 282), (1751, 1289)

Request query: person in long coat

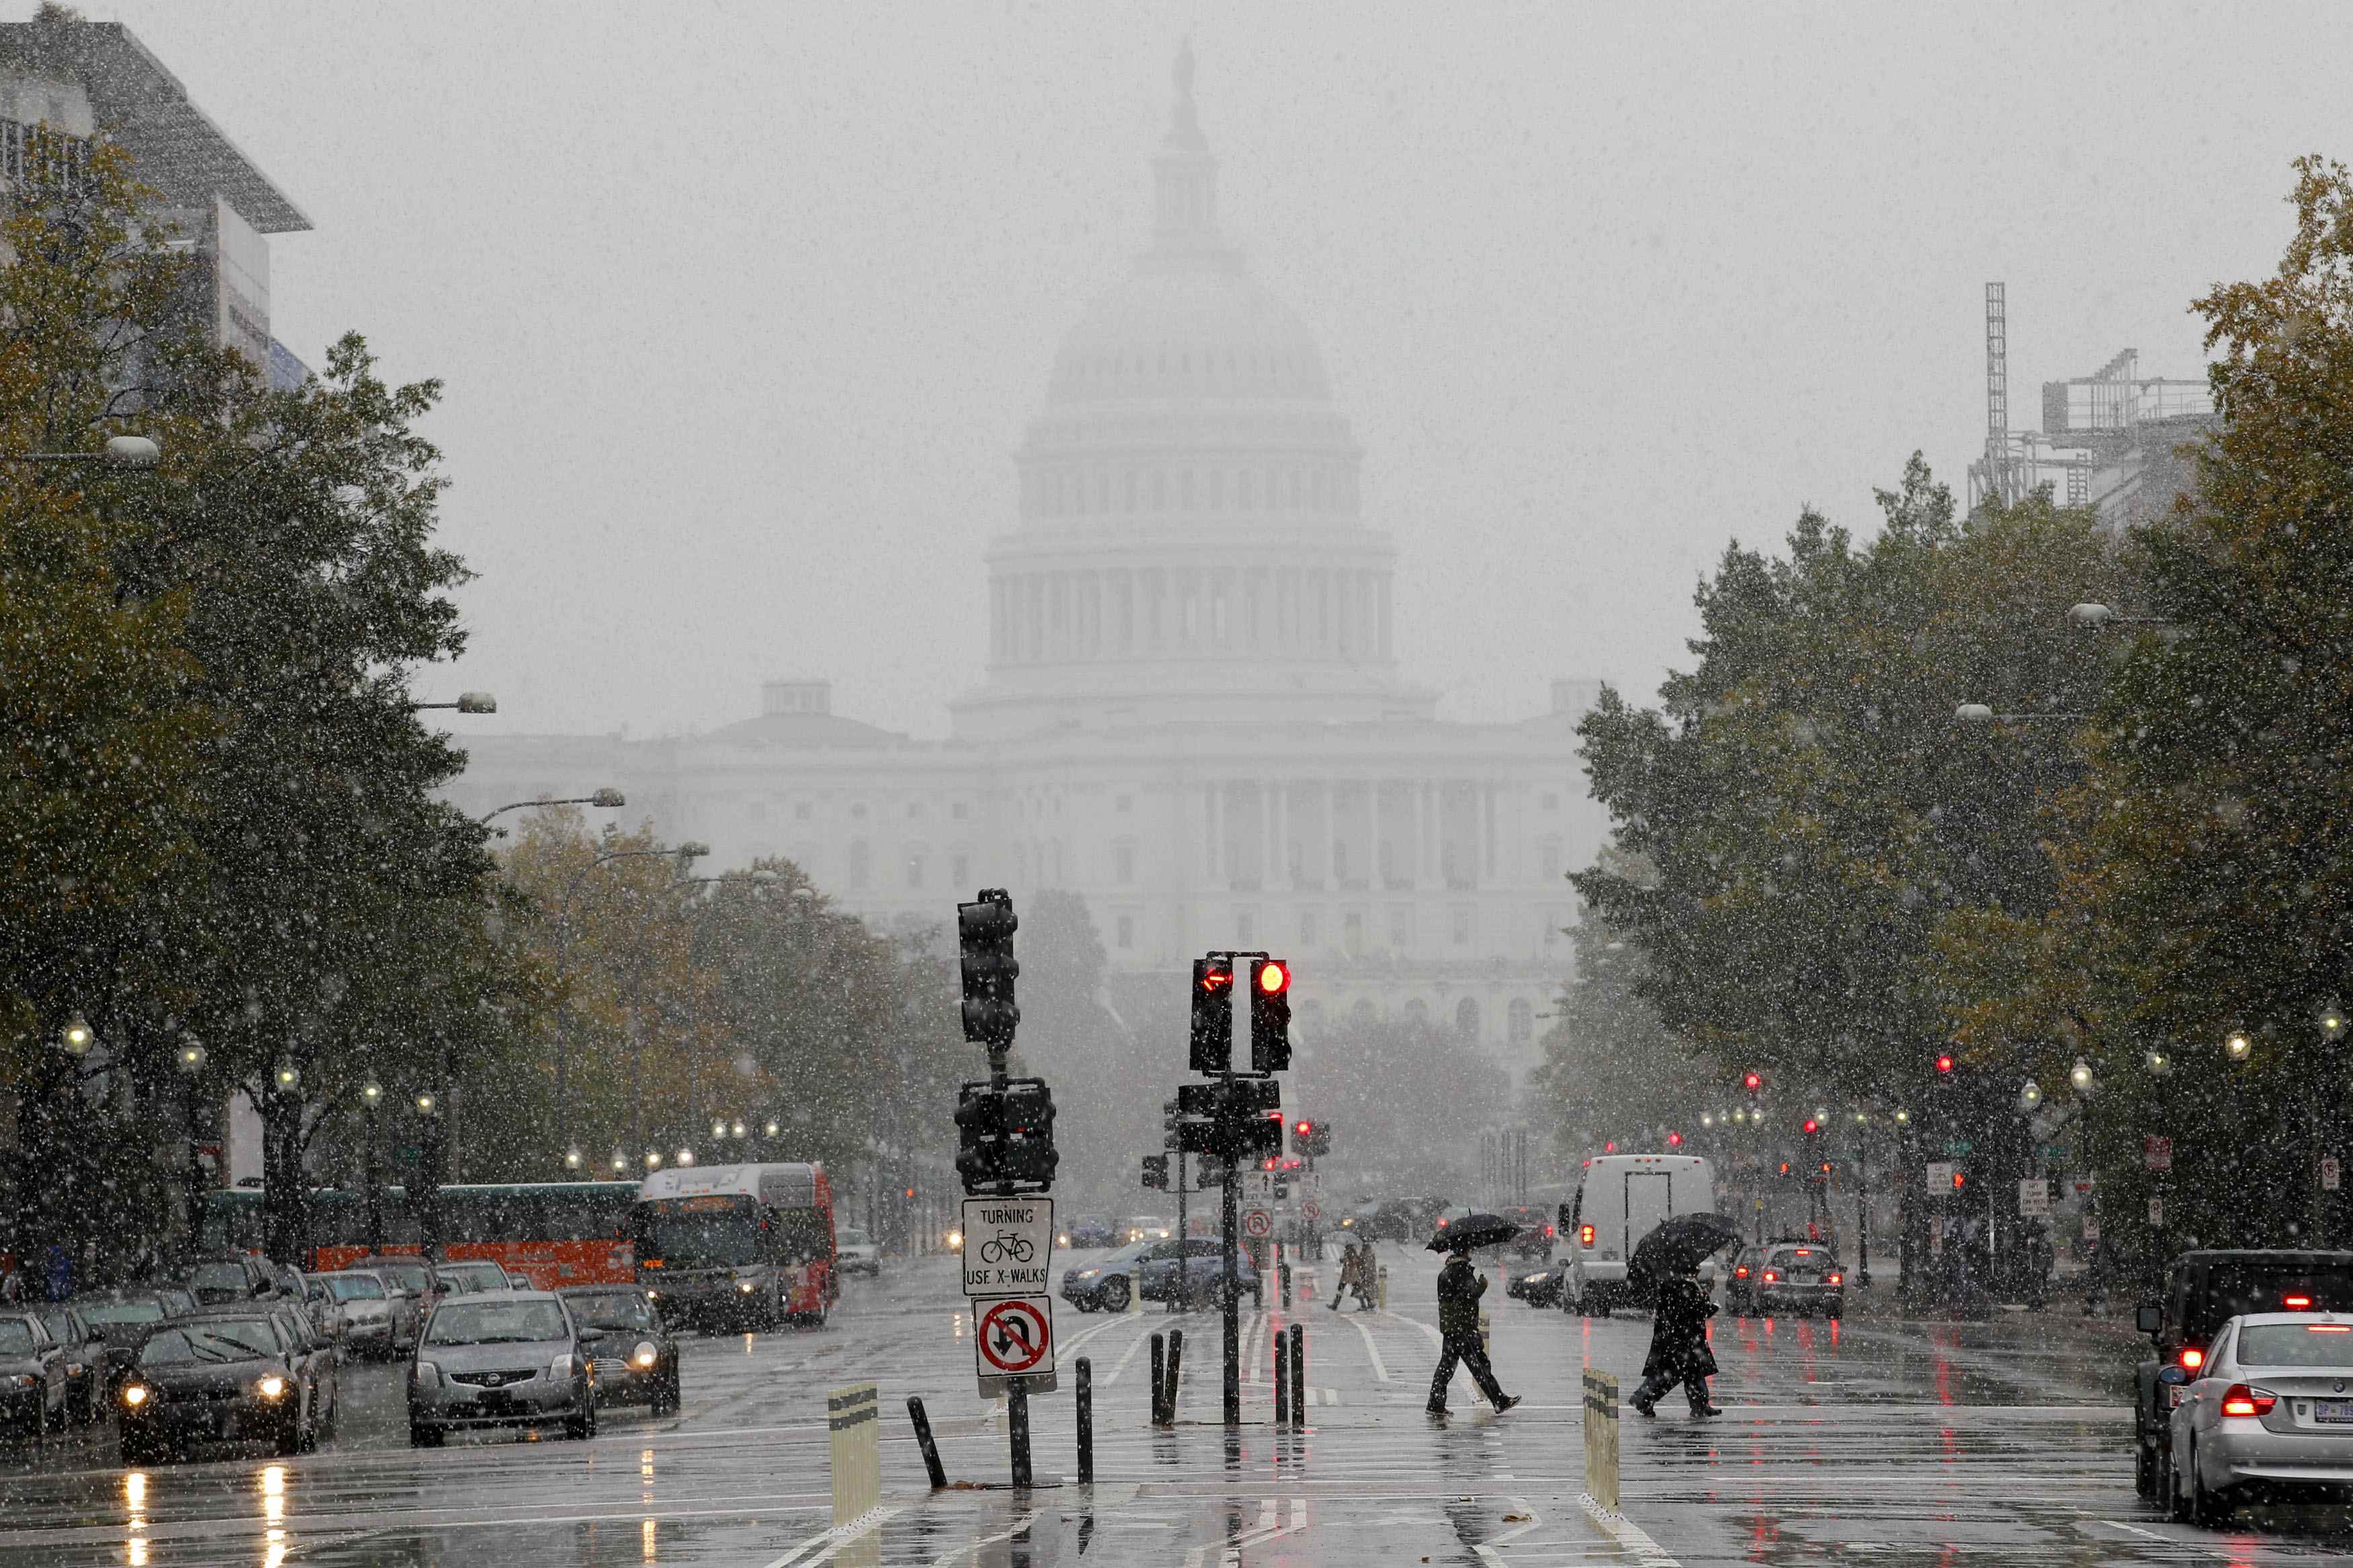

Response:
(1329, 1244), (1359, 1310)
(1426, 1243), (1520, 1415)
(1351, 1239), (1378, 1310)
(1631, 1265), (1721, 1417)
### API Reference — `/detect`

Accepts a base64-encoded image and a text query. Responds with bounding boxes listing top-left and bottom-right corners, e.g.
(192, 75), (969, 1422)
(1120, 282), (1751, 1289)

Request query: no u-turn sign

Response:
(972, 1294), (1057, 1398)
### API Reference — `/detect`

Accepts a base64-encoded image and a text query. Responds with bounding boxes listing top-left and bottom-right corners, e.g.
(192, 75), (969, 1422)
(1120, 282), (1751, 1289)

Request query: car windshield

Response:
(565, 1292), (655, 1330)
(838, 1229), (872, 1247)
(0, 1320), (35, 1354)
(2237, 1323), (2353, 1367)
(327, 1276), (386, 1301)
(140, 1322), (279, 1364)
(425, 1300), (567, 1346)
(79, 1301), (165, 1326)
(190, 1262), (249, 1294)
(444, 1264), (506, 1290)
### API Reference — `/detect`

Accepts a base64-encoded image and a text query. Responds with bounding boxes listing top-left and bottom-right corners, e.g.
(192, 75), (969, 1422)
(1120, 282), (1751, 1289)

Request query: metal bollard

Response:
(906, 1395), (947, 1489)
(1289, 1322), (1305, 1421)
(1378, 1265), (1389, 1310)
(1273, 1327), (1291, 1424)
(1008, 1379), (1033, 1490)
(1281, 1260), (1293, 1311)
(1150, 1332), (1166, 1426)
(1076, 1356), (1094, 1485)
(1164, 1327), (1185, 1425)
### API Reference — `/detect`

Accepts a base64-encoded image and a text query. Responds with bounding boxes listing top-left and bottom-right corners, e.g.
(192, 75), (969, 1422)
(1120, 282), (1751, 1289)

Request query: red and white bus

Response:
(631, 1163), (836, 1329)
(204, 1182), (641, 1288)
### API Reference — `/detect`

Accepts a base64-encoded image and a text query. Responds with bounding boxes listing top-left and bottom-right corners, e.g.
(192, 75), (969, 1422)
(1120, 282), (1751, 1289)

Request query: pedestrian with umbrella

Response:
(1425, 1214), (1521, 1415)
(1626, 1212), (1737, 1419)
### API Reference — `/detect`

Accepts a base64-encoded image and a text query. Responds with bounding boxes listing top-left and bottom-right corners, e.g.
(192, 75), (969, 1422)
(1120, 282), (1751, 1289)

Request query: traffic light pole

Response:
(1221, 1117), (1240, 1427)
(1173, 1150), (1187, 1314)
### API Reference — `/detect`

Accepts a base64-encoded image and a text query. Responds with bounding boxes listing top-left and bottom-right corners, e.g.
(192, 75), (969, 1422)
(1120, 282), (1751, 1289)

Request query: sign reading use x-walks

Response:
(971, 1293), (1057, 1399)
(960, 1196), (1054, 1298)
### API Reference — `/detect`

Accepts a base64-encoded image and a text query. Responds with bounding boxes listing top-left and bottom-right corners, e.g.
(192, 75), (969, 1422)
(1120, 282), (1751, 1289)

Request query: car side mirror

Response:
(2136, 1305), (2162, 1336)
(2157, 1364), (2188, 1386)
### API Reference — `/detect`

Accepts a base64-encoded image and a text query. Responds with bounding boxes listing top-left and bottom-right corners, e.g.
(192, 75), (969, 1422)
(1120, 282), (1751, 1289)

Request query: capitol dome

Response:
(952, 46), (1432, 743)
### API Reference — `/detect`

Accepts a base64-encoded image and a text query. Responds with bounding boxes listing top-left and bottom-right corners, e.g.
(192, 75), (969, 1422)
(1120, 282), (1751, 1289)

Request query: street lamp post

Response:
(0, 434), (160, 468)
(174, 1039), (207, 1261)
(1852, 1108), (1873, 1290)
(361, 1080), (386, 1257)
(415, 1091), (445, 1260)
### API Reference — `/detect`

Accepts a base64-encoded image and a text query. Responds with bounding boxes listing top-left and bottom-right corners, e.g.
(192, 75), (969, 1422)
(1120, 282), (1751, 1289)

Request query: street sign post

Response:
(961, 1196), (1055, 1298)
(973, 1294), (1057, 1398)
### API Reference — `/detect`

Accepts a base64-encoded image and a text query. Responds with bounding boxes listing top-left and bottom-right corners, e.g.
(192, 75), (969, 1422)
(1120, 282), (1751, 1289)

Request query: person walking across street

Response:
(1351, 1239), (1378, 1310)
(1329, 1243), (1359, 1310)
(1631, 1265), (1721, 1417)
(1427, 1242), (1519, 1415)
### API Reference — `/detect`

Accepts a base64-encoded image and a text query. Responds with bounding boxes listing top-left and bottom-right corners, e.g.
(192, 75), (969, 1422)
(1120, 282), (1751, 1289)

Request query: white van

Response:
(1560, 1153), (1718, 1315)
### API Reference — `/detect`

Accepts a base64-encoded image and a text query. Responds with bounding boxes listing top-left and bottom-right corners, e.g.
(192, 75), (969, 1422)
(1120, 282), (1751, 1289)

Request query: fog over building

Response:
(449, 51), (1606, 1087)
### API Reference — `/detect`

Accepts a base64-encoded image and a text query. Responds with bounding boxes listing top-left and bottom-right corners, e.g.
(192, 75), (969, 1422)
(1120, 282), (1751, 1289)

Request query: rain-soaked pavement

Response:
(0, 1249), (2346, 1566)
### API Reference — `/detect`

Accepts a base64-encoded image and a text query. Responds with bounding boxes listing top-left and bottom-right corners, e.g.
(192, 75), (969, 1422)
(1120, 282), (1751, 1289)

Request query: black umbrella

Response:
(1425, 1212), (1520, 1252)
(1627, 1212), (1741, 1284)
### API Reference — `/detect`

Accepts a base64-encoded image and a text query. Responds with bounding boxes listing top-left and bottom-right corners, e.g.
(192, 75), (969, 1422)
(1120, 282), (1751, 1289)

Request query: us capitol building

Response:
(449, 53), (1605, 1087)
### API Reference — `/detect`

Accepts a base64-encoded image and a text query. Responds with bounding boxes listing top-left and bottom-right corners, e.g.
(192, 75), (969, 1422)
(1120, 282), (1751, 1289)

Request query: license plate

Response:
(479, 1390), (514, 1409)
(1792, 1272), (1820, 1283)
(2315, 1399), (2353, 1423)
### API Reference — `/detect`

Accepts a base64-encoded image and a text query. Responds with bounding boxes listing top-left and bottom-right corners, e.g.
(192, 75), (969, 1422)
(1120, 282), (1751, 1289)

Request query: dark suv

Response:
(2131, 1249), (2353, 1501)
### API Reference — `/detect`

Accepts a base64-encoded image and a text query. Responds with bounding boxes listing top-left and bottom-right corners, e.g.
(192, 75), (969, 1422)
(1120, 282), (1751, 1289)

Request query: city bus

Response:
(631, 1163), (836, 1329)
(202, 1182), (641, 1287)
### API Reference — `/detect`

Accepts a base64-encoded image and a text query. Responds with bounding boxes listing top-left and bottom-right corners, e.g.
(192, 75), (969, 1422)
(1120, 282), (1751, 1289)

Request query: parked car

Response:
(297, 1275), (347, 1347)
(349, 1255), (439, 1351)
(1062, 1241), (1158, 1312)
(118, 1311), (316, 1461)
(186, 1255), (277, 1305)
(178, 1301), (340, 1447)
(28, 1304), (109, 1424)
(834, 1227), (881, 1277)
(561, 1285), (679, 1415)
(1138, 1238), (1262, 1308)
(313, 1272), (399, 1360)
(0, 1310), (68, 1438)
(1067, 1214), (1117, 1249)
(2133, 1249), (2353, 1502)
(408, 1290), (602, 1446)
(1509, 1258), (1570, 1309)
(71, 1288), (186, 1396)
(2166, 1309), (2353, 1522)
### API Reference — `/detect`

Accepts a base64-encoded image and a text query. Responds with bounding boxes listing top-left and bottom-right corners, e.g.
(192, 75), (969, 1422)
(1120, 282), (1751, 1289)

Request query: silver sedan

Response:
(2169, 1310), (2353, 1524)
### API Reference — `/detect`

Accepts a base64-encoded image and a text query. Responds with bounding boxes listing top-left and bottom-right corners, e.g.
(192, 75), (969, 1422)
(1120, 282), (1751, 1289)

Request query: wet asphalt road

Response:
(0, 1250), (2346, 1565)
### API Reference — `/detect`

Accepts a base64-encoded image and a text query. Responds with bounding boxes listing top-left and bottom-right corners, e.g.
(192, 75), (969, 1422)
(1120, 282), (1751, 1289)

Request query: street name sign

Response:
(971, 1293), (1057, 1398)
(961, 1196), (1055, 1298)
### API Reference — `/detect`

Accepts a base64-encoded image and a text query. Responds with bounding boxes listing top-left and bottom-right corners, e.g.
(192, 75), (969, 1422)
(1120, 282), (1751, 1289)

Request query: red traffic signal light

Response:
(1257, 960), (1290, 995)
(1666, 1130), (1683, 1147)
(1199, 963), (1234, 993)
(1603, 1140), (1618, 1153)
(1293, 1119), (1313, 1136)
(1742, 1071), (1763, 1093)
(1802, 1117), (1819, 1134)
(1936, 1053), (1956, 1075)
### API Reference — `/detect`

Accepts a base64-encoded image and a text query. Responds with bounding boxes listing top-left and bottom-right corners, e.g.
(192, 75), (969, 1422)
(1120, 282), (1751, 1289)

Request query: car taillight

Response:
(2285, 1294), (2313, 1309)
(2180, 1347), (2205, 1371)
(1545, 1226), (1555, 1238)
(1762, 1270), (1779, 1283)
(2220, 1383), (2276, 1418)
(1734, 1266), (1749, 1278)
(1827, 1272), (1843, 1285)
(1579, 1225), (1595, 1247)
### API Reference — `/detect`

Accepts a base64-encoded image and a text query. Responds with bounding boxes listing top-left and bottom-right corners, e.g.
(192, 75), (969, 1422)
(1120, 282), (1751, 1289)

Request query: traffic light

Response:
(1802, 1117), (1819, 1134)
(1249, 957), (1292, 1073)
(1190, 958), (1235, 1073)
(1141, 1154), (1169, 1190)
(1175, 1077), (1280, 1161)
(1666, 1130), (1683, 1148)
(1162, 1098), (1183, 1151)
(1742, 1071), (1763, 1094)
(954, 1078), (1058, 1192)
(958, 892), (1019, 1048)
(1289, 1118), (1331, 1159)
(1935, 1052), (1956, 1077)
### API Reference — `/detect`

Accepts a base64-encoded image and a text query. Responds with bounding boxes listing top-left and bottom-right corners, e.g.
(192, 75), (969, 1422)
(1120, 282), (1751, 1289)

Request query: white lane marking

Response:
(1577, 1494), (1679, 1567)
(1105, 1319), (1161, 1387)
(1344, 1310), (1392, 1383)
(1473, 1499), (1544, 1564)
(926, 1508), (1037, 1566)
(1060, 1312), (1136, 1360)
(758, 1505), (902, 1568)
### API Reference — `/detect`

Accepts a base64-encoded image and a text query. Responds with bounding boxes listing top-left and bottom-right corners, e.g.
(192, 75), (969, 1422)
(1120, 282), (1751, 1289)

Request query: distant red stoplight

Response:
(1603, 1140), (1618, 1153)
(1666, 1131), (1683, 1147)
(1936, 1053), (1956, 1075)
(1742, 1071), (1763, 1093)
(1802, 1117), (1819, 1134)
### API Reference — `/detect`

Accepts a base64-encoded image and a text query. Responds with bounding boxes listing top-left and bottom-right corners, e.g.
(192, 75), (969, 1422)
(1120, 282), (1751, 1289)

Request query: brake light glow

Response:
(1794, 1249), (1812, 1257)
(2220, 1383), (2276, 1418)
(2180, 1347), (2205, 1371)
(1734, 1266), (1749, 1278)
(1762, 1270), (1779, 1284)
(1545, 1225), (1555, 1238)
(2307, 1324), (2352, 1333)
(2285, 1294), (2313, 1309)
(1827, 1272), (1843, 1285)
(1579, 1225), (1595, 1247)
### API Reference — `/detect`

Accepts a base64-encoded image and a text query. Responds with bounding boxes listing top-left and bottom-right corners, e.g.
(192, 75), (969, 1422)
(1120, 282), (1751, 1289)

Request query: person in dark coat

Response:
(1426, 1243), (1520, 1415)
(1631, 1266), (1720, 1417)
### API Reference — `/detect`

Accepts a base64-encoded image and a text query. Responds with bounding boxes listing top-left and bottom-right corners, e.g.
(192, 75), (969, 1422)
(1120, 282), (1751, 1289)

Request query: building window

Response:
(1508, 998), (1533, 1044)
(1404, 997), (1429, 1024)
(909, 803), (924, 819)
(951, 854), (969, 886)
(1544, 911), (1566, 948)
(1117, 915), (1134, 950)
(1117, 794), (1133, 814)
(1332, 840), (1350, 881)
(1300, 910), (1319, 948)
(1540, 838), (1564, 880)
(795, 802), (811, 821)
(1115, 842), (1135, 884)
(848, 840), (870, 891)
(1455, 997), (1480, 1041)
(1388, 905), (1412, 949)
(1452, 906), (1473, 946)
(1343, 911), (1364, 955)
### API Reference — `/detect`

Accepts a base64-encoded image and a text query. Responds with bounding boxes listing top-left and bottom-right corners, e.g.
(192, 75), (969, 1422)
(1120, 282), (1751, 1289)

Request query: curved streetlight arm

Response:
(481, 790), (625, 823)
(0, 435), (161, 468)
(1954, 703), (2094, 725)
(410, 692), (497, 714)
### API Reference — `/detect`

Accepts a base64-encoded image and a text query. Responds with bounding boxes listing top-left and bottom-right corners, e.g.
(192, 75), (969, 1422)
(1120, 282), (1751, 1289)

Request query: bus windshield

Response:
(636, 1200), (765, 1268)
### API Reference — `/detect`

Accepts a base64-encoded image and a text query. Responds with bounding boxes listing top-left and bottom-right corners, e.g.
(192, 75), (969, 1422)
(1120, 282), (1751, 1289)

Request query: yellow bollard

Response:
(1127, 1264), (1142, 1315)
(1581, 1368), (1620, 1511)
(828, 1381), (880, 1526)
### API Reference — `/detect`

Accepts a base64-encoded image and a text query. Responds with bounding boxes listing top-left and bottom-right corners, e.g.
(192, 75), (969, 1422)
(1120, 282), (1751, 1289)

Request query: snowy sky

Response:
(72, 1), (2353, 738)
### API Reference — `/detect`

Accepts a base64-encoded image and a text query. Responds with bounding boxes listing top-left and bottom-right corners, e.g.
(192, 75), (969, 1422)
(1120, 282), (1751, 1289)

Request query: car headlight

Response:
(122, 1384), (149, 1406)
(1058, 1234), (1070, 1247)
(257, 1376), (286, 1399)
(413, 1360), (441, 1388)
(1523, 1274), (1546, 1284)
(737, 1280), (756, 1293)
(644, 1290), (658, 1300)
(633, 1341), (657, 1368)
(947, 1231), (963, 1249)
(1075, 1270), (1099, 1282)
(550, 1353), (575, 1378)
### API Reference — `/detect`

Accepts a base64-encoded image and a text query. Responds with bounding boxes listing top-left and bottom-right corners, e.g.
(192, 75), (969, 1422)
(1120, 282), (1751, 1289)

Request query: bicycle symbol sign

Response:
(975, 1296), (1053, 1376)
(961, 1196), (1054, 1298)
